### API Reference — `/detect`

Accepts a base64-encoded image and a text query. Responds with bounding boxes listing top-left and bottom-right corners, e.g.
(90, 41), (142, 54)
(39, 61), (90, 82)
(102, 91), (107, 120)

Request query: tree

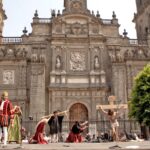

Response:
(129, 64), (150, 139)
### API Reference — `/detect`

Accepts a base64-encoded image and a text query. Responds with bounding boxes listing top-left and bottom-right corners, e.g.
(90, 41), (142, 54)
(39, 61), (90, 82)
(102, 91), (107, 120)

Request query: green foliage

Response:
(129, 64), (150, 126)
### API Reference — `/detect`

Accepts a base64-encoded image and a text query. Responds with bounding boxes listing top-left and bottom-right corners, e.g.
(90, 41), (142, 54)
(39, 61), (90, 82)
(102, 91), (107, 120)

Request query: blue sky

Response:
(3, 0), (137, 38)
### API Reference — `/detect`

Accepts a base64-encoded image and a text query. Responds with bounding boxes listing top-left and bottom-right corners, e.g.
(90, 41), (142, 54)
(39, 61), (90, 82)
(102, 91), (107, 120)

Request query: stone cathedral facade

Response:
(0, 0), (150, 133)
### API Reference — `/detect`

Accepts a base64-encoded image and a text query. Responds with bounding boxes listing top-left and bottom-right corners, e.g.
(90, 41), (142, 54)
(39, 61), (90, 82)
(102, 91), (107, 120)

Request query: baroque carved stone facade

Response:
(0, 0), (150, 133)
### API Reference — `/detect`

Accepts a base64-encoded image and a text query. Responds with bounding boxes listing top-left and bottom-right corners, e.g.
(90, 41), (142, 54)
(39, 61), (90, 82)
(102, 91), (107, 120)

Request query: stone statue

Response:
(55, 56), (61, 69)
(94, 56), (100, 69)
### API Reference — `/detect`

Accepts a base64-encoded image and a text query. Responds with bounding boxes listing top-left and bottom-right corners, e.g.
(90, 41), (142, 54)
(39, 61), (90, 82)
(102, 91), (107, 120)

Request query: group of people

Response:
(29, 110), (88, 144)
(0, 91), (22, 147)
(0, 91), (128, 146)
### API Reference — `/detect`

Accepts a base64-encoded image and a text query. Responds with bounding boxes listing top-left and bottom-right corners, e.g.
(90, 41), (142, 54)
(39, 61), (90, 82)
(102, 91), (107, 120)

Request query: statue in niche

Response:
(94, 56), (100, 69)
(55, 56), (61, 69)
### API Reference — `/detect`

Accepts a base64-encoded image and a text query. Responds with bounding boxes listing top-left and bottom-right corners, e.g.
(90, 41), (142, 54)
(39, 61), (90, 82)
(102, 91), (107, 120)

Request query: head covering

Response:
(2, 91), (8, 98)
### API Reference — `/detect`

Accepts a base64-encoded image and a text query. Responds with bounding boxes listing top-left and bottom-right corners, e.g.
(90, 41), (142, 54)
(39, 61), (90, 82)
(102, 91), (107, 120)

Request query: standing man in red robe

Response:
(0, 91), (14, 147)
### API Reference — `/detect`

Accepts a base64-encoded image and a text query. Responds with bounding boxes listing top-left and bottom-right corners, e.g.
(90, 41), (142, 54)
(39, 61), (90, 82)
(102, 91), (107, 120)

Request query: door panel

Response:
(69, 103), (88, 130)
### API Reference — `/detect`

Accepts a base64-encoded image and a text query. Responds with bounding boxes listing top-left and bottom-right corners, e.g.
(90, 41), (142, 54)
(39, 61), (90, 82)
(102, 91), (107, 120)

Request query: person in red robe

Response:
(66, 121), (88, 143)
(0, 91), (14, 147)
(29, 118), (49, 144)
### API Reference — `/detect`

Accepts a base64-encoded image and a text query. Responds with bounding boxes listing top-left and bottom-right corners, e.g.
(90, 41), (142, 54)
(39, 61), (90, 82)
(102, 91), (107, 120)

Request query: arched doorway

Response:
(69, 103), (88, 130)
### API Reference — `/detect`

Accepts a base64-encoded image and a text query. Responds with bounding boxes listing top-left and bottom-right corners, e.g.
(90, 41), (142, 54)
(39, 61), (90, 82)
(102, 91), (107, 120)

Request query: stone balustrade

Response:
(38, 18), (51, 23)
(102, 19), (112, 25)
(129, 39), (148, 45)
(2, 37), (22, 44)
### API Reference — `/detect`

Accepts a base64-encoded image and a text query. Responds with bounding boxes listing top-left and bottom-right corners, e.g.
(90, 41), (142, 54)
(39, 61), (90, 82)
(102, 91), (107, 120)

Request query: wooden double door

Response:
(69, 103), (88, 130)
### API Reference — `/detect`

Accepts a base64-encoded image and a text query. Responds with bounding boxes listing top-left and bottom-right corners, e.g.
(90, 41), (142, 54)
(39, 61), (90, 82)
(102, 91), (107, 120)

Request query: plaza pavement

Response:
(0, 141), (150, 150)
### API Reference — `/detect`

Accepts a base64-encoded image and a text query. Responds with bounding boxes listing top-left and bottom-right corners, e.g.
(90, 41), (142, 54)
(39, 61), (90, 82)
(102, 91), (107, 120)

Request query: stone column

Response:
(89, 91), (97, 135)
(30, 63), (45, 121)
(112, 64), (127, 103)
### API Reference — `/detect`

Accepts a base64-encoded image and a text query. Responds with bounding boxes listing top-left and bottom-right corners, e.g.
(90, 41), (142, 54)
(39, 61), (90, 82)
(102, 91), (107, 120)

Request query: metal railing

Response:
(22, 119), (140, 135)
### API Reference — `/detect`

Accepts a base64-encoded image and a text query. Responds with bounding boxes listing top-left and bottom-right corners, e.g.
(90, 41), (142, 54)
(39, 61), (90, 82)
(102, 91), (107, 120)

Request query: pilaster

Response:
(29, 63), (45, 121)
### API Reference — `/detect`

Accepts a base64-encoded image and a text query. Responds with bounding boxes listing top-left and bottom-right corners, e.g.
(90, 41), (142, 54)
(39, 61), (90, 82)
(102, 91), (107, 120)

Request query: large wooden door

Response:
(69, 103), (88, 130)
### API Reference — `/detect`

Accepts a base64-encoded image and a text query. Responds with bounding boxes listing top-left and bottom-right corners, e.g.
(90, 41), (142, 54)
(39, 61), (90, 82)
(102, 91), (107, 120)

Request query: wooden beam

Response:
(96, 104), (128, 110)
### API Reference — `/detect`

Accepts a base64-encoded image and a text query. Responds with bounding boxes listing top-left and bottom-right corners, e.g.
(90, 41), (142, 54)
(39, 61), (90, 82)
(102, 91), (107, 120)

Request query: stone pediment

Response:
(52, 14), (102, 35)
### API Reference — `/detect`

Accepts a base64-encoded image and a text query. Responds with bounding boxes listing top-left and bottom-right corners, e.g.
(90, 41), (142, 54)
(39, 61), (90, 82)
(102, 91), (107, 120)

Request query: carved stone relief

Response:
(125, 50), (134, 59)
(39, 54), (45, 63)
(55, 24), (62, 33)
(31, 54), (38, 62)
(66, 23), (88, 35)
(137, 49), (146, 59)
(92, 25), (99, 34)
(7, 49), (14, 57)
(124, 48), (149, 60)
(108, 51), (116, 62)
(16, 48), (27, 58)
(108, 50), (125, 62)
(3, 70), (14, 84)
(31, 66), (44, 75)
(31, 53), (45, 63)
(70, 52), (86, 71)
(116, 51), (124, 62)
(71, 1), (82, 11)
(0, 48), (27, 59)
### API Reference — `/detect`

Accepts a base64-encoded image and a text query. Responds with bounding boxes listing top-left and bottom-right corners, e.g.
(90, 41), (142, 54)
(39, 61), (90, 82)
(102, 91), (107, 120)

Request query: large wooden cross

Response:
(96, 95), (128, 110)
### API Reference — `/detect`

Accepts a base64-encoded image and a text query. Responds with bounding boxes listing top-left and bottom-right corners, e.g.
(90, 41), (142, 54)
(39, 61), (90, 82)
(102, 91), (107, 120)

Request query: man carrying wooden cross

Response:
(96, 95), (127, 141)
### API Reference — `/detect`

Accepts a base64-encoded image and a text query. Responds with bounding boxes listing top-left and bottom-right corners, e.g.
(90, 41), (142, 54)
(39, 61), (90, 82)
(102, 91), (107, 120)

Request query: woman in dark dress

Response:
(66, 121), (88, 143)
